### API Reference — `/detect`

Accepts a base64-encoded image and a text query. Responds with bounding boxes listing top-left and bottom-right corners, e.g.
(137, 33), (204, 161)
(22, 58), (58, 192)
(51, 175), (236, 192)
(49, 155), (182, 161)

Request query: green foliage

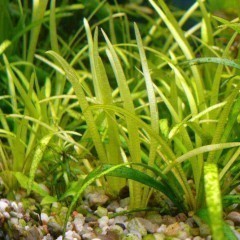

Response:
(0, 1), (240, 239)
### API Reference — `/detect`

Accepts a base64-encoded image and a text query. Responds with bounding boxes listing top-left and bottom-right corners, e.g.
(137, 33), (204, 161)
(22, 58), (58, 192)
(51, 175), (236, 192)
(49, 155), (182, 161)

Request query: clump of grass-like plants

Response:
(0, 1), (240, 240)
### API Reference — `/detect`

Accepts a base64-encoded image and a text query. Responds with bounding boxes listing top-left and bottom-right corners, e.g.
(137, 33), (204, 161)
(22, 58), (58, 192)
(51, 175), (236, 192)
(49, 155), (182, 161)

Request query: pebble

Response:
(227, 211), (240, 225)
(41, 213), (49, 224)
(84, 187), (109, 207)
(127, 218), (147, 236)
(0, 194), (239, 240)
(73, 213), (85, 233)
(0, 201), (9, 212)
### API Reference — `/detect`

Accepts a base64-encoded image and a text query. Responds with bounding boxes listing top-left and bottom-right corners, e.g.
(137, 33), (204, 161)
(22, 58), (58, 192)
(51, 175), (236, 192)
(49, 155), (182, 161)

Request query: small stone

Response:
(42, 233), (54, 240)
(165, 222), (181, 237)
(0, 201), (8, 212)
(47, 221), (63, 238)
(127, 218), (147, 236)
(17, 212), (23, 218)
(156, 224), (166, 233)
(146, 213), (162, 225)
(95, 206), (108, 217)
(186, 217), (195, 227)
(98, 216), (109, 228)
(11, 202), (19, 212)
(41, 213), (49, 225)
(178, 230), (190, 240)
(82, 232), (97, 239)
(85, 215), (98, 223)
(19, 219), (27, 227)
(102, 230), (121, 240)
(55, 236), (63, 240)
(102, 225), (110, 235)
(65, 221), (73, 231)
(143, 234), (155, 240)
(120, 198), (130, 208)
(64, 230), (81, 240)
(40, 224), (49, 235)
(225, 219), (234, 226)
(73, 213), (85, 233)
(190, 227), (200, 236)
(116, 207), (126, 213)
(199, 223), (211, 236)
(227, 211), (240, 225)
(137, 218), (158, 233)
(17, 202), (24, 212)
(107, 201), (120, 212)
(176, 213), (187, 222)
(122, 233), (140, 240)
(153, 233), (165, 240)
(10, 211), (18, 217)
(108, 224), (124, 235)
(193, 236), (205, 240)
(10, 217), (19, 225)
(25, 226), (42, 240)
(162, 215), (176, 225)
(85, 187), (109, 207)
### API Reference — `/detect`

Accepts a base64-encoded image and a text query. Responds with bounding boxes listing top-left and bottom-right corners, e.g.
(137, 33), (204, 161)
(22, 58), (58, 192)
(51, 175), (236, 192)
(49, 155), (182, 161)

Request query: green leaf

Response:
(41, 195), (58, 205)
(60, 179), (84, 200)
(0, 40), (11, 55)
(46, 50), (107, 165)
(183, 57), (240, 70)
(105, 164), (182, 207)
(14, 172), (49, 197)
(204, 163), (224, 240)
(27, 134), (53, 195)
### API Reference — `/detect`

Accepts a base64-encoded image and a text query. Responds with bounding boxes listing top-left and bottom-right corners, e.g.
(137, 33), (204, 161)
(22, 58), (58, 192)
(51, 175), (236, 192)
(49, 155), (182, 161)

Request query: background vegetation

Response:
(0, 0), (240, 239)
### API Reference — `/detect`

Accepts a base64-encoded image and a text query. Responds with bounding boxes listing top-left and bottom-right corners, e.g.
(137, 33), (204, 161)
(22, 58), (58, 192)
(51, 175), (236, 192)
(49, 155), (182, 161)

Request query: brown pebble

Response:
(176, 213), (187, 222)
(227, 211), (240, 225)
(165, 222), (181, 236)
(162, 215), (176, 225)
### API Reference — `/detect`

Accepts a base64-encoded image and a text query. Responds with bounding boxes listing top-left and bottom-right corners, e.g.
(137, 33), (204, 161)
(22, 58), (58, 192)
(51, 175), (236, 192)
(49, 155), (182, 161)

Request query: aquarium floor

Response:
(0, 188), (240, 240)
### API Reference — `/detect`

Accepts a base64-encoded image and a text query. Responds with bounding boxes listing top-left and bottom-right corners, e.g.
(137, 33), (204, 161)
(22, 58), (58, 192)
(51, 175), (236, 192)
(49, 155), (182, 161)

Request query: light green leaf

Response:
(14, 172), (49, 197)
(204, 163), (224, 240)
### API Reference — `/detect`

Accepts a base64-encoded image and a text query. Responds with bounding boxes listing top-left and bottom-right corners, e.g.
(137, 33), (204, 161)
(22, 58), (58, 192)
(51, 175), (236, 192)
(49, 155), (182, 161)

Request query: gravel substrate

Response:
(0, 188), (240, 240)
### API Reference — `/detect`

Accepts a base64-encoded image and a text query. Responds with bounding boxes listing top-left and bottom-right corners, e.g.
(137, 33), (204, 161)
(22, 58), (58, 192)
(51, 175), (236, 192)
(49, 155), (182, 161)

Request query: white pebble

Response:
(25, 226), (30, 230)
(82, 232), (96, 239)
(41, 213), (49, 224)
(11, 202), (18, 212)
(98, 216), (109, 228)
(0, 201), (8, 212)
(73, 215), (85, 233)
(108, 218), (114, 225)
(3, 211), (10, 219)
(157, 224), (167, 233)
(17, 213), (23, 218)
(116, 207), (125, 213)
(101, 225), (109, 235)
(66, 221), (73, 231)
(10, 217), (18, 225)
